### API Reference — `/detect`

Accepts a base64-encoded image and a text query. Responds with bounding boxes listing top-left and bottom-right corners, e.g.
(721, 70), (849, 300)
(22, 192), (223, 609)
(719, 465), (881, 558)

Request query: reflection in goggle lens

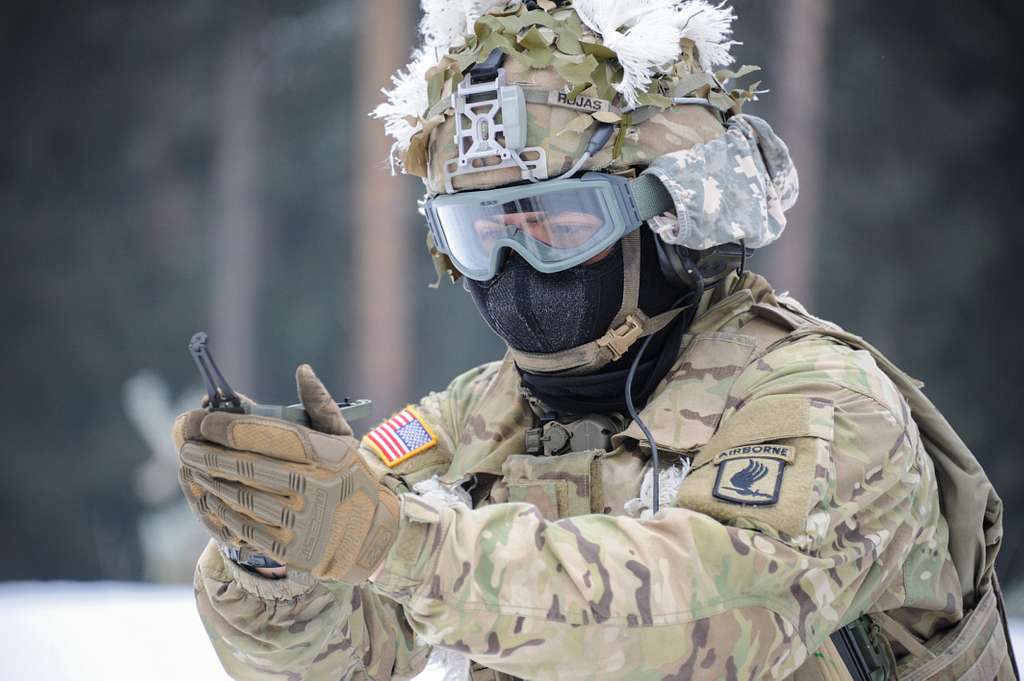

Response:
(434, 186), (620, 279)
(473, 210), (604, 250)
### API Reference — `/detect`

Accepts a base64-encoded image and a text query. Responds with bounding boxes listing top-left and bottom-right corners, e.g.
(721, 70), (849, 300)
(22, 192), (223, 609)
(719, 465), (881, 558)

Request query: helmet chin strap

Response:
(509, 231), (685, 376)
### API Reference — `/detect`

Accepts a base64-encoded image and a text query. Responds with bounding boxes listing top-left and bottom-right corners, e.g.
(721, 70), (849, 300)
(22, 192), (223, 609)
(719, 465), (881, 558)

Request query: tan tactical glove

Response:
(173, 364), (400, 584)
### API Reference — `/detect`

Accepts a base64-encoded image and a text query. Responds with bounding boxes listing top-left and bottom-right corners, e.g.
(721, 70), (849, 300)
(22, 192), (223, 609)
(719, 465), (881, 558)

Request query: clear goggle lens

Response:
(430, 185), (632, 281)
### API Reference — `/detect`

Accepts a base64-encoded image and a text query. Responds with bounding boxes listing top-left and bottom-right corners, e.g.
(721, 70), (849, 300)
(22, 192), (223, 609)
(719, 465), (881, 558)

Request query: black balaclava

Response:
(464, 241), (625, 355)
(464, 228), (687, 414)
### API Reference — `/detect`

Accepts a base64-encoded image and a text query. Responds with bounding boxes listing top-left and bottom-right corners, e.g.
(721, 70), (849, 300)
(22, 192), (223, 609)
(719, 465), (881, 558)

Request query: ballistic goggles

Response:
(423, 172), (675, 281)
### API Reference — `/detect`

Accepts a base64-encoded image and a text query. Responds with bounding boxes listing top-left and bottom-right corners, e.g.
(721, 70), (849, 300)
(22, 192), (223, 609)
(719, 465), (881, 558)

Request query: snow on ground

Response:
(0, 582), (1021, 680)
(0, 582), (228, 680)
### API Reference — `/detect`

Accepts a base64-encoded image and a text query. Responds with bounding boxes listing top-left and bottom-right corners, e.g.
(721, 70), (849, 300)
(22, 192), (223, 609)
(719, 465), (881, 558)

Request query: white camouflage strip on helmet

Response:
(643, 114), (799, 250)
(570, 0), (737, 109)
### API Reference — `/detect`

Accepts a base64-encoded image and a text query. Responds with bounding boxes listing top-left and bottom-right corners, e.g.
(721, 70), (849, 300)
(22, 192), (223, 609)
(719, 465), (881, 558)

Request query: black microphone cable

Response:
(623, 258), (705, 515)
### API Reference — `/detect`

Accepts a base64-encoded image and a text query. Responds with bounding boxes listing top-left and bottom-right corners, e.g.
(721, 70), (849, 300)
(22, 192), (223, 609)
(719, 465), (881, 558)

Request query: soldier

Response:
(174, 1), (1017, 679)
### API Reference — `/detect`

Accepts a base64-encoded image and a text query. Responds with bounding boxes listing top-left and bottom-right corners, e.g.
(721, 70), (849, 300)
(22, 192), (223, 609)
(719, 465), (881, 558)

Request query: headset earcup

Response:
(653, 239), (697, 290)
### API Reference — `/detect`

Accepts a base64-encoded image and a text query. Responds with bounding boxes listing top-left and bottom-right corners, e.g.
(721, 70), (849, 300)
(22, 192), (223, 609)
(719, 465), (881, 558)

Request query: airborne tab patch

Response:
(712, 445), (793, 506)
(363, 406), (438, 468)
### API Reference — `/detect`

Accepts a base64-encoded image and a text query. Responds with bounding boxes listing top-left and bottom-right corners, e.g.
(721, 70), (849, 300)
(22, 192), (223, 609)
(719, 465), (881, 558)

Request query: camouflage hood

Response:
(643, 113), (799, 250)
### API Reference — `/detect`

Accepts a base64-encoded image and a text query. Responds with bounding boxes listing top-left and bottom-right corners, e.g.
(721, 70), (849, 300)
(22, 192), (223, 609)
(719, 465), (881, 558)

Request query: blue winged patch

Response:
(713, 455), (786, 506)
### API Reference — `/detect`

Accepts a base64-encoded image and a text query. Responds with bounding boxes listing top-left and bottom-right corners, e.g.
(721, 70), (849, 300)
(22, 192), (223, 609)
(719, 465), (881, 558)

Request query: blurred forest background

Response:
(2, 0), (1022, 607)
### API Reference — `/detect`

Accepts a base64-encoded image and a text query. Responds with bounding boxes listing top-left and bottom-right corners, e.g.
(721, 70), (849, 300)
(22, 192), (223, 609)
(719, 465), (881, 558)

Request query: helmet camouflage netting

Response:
(372, 0), (798, 253)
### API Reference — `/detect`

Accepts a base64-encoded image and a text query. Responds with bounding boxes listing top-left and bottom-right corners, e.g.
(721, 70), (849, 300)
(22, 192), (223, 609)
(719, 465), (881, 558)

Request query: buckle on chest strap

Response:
(596, 315), (645, 361)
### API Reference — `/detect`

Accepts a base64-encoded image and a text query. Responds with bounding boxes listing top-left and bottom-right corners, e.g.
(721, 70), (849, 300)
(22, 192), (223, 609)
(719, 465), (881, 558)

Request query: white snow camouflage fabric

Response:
(644, 113), (800, 250)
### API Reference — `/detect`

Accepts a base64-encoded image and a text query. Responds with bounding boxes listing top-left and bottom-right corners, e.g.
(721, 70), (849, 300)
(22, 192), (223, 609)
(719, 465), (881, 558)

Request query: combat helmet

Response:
(373, 0), (799, 374)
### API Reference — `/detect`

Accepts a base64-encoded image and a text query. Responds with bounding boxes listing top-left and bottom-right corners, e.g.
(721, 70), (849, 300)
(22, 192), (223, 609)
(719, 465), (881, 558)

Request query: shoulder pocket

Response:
(676, 395), (834, 549)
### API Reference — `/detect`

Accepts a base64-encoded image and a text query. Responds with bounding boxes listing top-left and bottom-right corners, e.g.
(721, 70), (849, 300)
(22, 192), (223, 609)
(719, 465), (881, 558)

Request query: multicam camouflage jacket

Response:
(194, 272), (972, 681)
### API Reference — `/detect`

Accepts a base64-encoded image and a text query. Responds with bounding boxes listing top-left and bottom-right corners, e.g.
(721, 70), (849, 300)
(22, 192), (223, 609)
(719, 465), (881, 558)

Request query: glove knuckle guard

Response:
(176, 399), (399, 582)
(201, 412), (310, 462)
(308, 471), (399, 584)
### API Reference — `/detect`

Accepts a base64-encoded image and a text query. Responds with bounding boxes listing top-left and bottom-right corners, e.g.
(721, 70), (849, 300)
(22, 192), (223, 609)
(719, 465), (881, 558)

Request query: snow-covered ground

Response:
(0, 582), (228, 680)
(0, 582), (1021, 680)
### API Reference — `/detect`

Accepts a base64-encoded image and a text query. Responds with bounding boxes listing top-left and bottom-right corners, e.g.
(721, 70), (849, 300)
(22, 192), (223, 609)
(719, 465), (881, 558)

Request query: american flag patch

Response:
(362, 407), (438, 468)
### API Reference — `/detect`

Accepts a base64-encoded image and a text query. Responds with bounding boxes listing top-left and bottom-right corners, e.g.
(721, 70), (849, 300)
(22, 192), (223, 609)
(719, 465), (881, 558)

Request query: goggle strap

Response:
(427, 231), (461, 288)
(630, 173), (676, 223)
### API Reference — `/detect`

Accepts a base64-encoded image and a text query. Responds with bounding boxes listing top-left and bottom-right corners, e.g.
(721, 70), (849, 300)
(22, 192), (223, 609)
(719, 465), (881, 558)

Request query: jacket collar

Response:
(442, 273), (779, 482)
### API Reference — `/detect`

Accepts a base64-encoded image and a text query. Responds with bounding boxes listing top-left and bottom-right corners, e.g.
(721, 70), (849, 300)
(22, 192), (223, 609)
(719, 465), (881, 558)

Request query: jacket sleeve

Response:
(191, 362), (506, 680)
(369, 340), (947, 681)
(193, 541), (428, 680)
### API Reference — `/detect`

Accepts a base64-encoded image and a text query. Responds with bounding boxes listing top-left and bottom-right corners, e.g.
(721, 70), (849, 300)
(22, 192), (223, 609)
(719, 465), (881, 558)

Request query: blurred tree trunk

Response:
(764, 0), (831, 305)
(212, 7), (267, 394)
(351, 1), (414, 415)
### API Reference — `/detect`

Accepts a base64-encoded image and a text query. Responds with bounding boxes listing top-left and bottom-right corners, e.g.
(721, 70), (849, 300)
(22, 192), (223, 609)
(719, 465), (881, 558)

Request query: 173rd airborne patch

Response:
(712, 444), (794, 506)
(362, 406), (438, 468)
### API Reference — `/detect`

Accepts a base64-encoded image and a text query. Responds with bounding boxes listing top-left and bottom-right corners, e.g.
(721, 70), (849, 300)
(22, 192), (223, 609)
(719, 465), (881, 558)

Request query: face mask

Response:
(464, 243), (625, 355)
(464, 225), (683, 359)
